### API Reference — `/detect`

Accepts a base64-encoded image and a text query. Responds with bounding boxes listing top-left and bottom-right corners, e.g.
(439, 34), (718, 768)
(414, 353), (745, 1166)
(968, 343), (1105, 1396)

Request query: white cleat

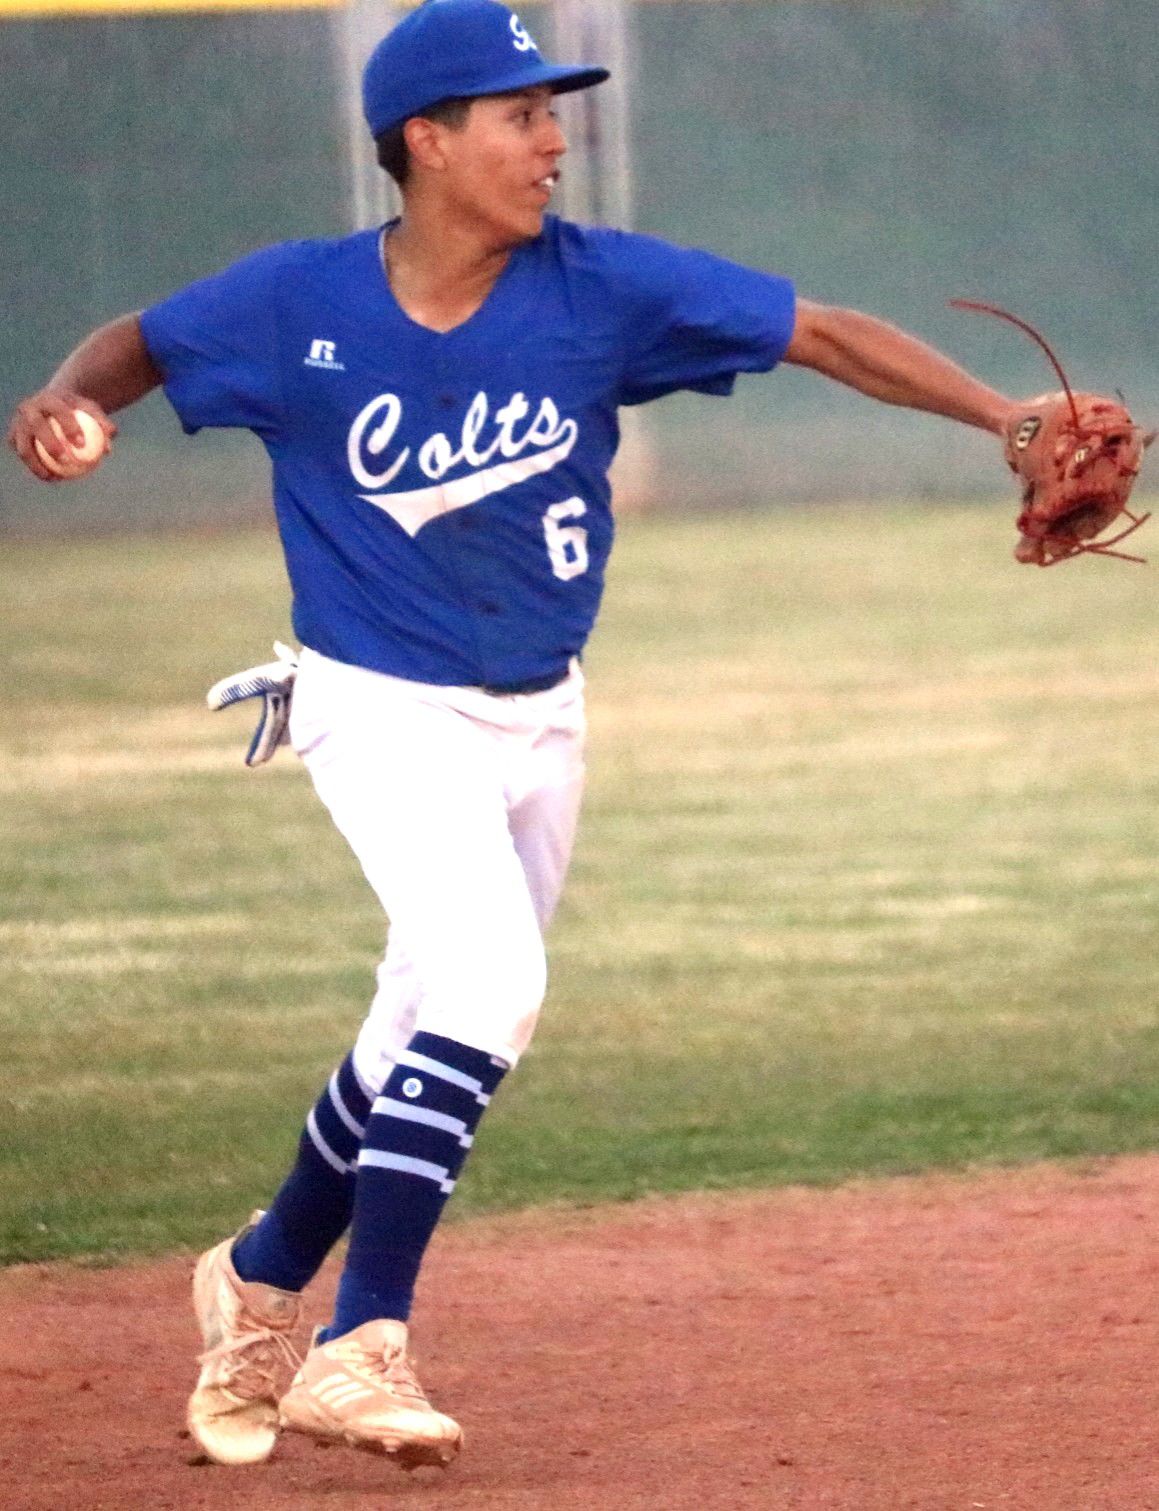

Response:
(278, 1318), (462, 1469)
(187, 1211), (303, 1465)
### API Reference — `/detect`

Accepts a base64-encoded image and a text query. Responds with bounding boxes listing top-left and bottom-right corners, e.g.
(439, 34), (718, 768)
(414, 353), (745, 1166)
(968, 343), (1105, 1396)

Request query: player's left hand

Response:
(1003, 390), (1152, 566)
(207, 641), (299, 766)
(950, 299), (1152, 566)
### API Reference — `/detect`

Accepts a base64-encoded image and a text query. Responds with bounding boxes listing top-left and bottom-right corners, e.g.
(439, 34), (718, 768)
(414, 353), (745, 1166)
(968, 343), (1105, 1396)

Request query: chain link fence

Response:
(1, 0), (1154, 532)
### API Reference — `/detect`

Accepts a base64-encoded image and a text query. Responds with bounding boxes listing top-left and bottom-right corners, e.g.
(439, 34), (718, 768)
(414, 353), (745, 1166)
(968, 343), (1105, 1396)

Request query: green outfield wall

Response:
(1, 0), (1155, 531)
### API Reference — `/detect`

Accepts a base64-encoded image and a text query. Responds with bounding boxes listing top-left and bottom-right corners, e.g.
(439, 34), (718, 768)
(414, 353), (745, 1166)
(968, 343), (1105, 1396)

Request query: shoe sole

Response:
(279, 1399), (461, 1469)
(187, 1392), (280, 1467)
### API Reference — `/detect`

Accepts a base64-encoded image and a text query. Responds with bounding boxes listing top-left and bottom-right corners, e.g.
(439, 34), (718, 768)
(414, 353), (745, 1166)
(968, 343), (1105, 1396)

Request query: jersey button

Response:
(478, 600), (501, 616)
(439, 393), (455, 409)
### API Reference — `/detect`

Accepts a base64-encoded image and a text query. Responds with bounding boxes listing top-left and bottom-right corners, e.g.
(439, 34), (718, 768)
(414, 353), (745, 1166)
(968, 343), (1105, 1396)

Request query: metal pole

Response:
(551, 0), (653, 509)
(332, 0), (397, 231)
(551, 0), (635, 229)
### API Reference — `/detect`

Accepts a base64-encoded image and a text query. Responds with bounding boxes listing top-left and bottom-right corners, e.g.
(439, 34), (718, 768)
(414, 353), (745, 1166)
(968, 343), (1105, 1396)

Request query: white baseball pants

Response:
(290, 648), (586, 1091)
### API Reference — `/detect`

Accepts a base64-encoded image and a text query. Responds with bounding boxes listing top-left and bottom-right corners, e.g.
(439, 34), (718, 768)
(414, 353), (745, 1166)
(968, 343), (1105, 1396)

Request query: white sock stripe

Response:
(475, 1091), (491, 1108)
(328, 1071), (368, 1139)
(459, 1132), (474, 1149)
(440, 1178), (457, 1195)
(396, 1049), (483, 1095)
(372, 1097), (468, 1137)
(358, 1149), (451, 1185)
(307, 1108), (356, 1175)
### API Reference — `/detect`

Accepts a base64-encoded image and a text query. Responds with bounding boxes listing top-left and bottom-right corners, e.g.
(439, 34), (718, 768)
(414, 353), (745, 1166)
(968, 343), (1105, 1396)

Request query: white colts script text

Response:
(348, 390), (579, 538)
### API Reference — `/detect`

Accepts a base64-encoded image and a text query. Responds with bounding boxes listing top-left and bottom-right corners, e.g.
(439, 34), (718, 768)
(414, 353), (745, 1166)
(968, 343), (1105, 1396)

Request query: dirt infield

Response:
(2, 1156), (1157, 1510)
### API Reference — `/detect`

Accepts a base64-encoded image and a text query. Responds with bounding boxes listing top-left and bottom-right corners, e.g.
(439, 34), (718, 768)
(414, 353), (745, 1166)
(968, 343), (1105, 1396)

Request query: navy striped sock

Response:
(324, 1031), (508, 1335)
(232, 1052), (371, 1292)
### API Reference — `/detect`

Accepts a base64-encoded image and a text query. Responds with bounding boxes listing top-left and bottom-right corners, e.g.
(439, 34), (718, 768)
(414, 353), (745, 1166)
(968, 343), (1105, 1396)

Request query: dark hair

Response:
(374, 96), (473, 188)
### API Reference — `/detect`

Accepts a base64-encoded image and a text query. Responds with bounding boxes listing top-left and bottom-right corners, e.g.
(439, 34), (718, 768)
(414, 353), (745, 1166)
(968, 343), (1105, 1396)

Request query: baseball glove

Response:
(952, 300), (1152, 566)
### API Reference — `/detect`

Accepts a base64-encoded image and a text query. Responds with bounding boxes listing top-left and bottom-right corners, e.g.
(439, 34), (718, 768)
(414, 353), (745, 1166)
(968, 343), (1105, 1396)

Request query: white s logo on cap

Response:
(510, 13), (535, 51)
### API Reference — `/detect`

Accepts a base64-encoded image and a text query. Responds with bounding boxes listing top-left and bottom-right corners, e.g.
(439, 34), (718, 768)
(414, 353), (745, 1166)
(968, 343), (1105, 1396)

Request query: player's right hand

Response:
(6, 389), (117, 483)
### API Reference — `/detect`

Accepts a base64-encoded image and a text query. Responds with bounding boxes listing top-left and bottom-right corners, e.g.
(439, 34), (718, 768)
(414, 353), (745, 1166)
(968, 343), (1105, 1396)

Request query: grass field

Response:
(3, 500), (1159, 1265)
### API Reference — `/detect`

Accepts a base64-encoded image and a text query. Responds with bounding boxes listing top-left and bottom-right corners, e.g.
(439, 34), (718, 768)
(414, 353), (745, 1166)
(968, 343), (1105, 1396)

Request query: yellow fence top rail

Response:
(0, 0), (914, 15)
(0, 0), (341, 14)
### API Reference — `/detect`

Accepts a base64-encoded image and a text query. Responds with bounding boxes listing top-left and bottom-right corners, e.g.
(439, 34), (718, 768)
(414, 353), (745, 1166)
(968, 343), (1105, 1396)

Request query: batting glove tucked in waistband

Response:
(206, 641), (299, 767)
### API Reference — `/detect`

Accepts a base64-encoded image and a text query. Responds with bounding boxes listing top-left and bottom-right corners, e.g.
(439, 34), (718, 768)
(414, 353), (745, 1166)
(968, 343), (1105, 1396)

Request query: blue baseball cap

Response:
(362, 0), (609, 137)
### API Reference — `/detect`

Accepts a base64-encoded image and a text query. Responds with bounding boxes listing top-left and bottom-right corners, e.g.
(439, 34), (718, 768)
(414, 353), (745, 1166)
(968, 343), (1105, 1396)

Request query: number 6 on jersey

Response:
(543, 497), (589, 581)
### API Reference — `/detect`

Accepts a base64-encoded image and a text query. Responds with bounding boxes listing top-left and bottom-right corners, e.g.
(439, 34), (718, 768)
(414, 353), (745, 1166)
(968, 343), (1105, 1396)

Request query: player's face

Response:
(438, 87), (567, 245)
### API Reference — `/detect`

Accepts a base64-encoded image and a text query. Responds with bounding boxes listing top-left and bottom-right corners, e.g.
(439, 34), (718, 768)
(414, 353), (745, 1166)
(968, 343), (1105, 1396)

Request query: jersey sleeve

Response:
(610, 232), (796, 407)
(138, 244), (294, 440)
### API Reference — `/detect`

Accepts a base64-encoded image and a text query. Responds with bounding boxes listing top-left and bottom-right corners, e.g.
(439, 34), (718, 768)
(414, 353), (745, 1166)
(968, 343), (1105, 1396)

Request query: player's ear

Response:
(404, 116), (451, 175)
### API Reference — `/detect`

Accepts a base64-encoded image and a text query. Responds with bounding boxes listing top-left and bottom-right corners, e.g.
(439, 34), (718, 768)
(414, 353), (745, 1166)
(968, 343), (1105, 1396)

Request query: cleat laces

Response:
(330, 1337), (431, 1407)
(199, 1325), (303, 1401)
(379, 1347), (428, 1407)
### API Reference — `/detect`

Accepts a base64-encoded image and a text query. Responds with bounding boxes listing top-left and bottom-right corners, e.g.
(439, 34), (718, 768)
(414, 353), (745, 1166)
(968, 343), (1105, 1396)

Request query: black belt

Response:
(476, 666), (571, 697)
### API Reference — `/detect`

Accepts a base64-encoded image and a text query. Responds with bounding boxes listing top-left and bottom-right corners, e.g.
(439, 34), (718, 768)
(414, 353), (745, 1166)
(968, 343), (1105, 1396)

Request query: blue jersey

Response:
(140, 218), (795, 686)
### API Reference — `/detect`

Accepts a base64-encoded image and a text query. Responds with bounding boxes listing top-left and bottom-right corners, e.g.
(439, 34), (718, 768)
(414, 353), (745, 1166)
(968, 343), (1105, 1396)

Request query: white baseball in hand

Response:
(34, 409), (109, 478)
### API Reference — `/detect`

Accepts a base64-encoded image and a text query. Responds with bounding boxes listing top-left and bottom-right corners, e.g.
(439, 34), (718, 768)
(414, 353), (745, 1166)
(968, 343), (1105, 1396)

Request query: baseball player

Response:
(7, 0), (1026, 1474)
